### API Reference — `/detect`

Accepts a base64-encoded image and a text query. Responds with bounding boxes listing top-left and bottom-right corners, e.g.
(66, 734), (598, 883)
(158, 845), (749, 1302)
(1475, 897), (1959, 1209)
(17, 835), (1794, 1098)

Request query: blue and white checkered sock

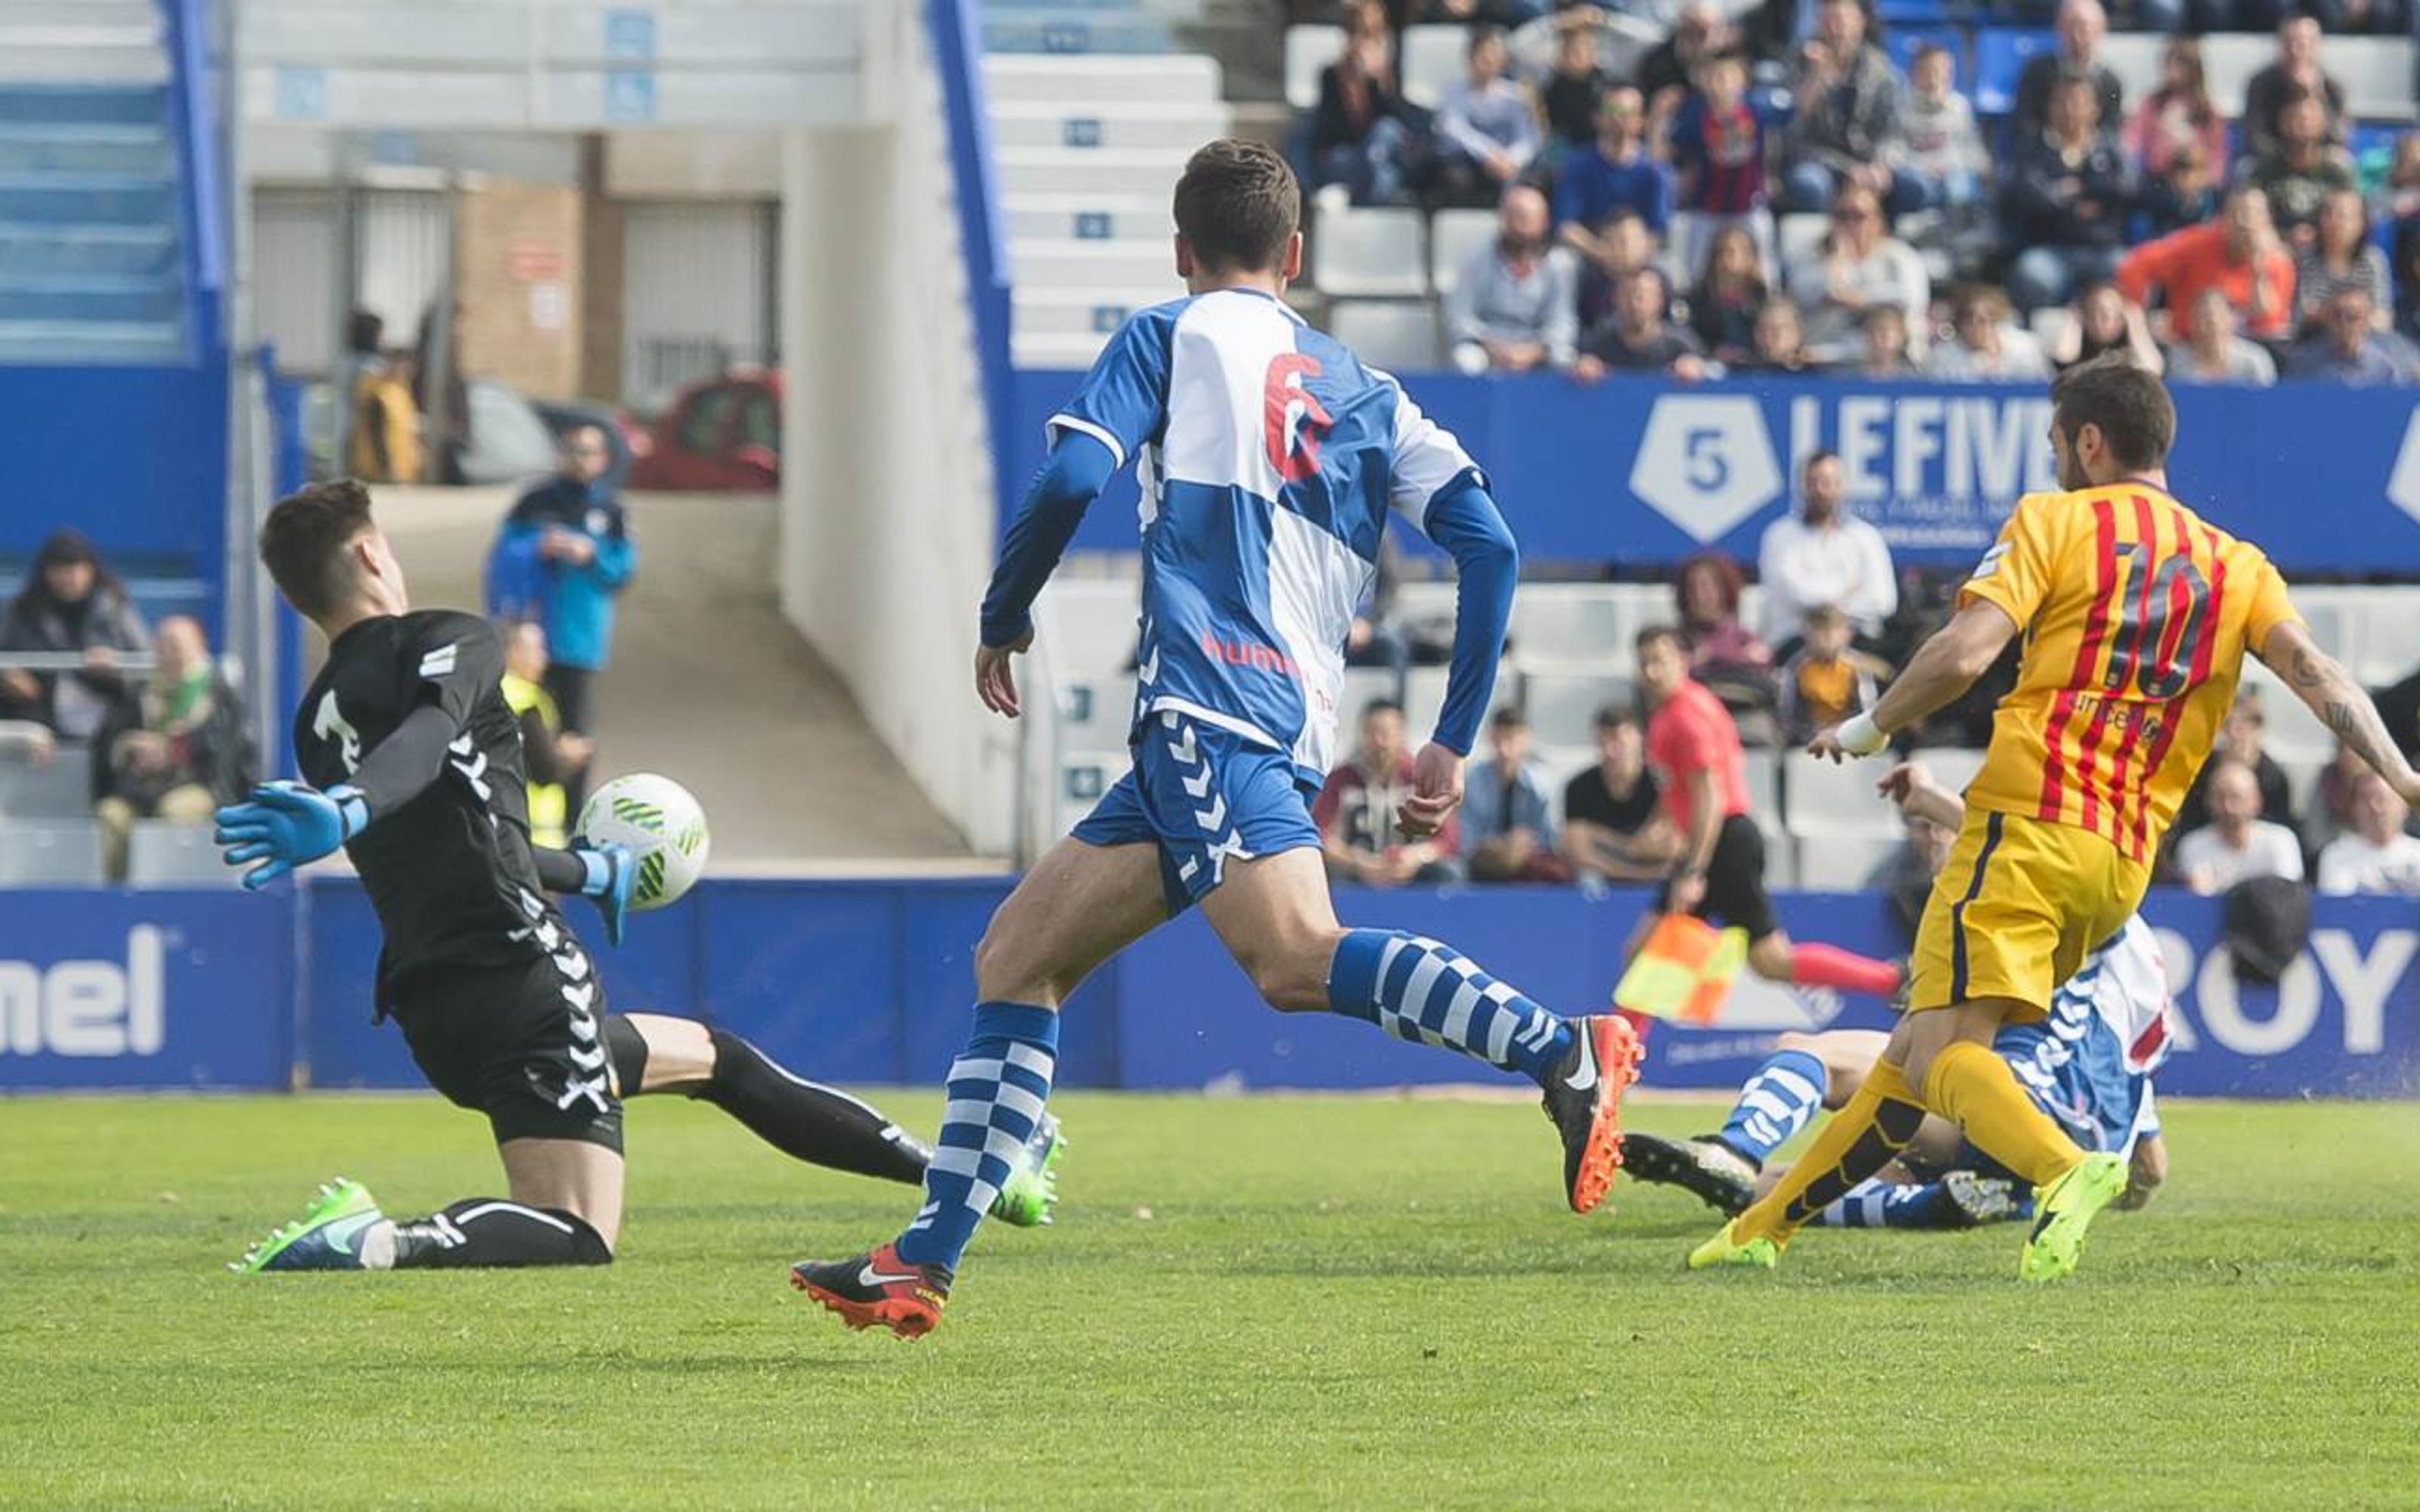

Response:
(1809, 1178), (1955, 1228)
(1715, 1048), (1828, 1165)
(1326, 929), (1574, 1083)
(893, 1001), (1057, 1271)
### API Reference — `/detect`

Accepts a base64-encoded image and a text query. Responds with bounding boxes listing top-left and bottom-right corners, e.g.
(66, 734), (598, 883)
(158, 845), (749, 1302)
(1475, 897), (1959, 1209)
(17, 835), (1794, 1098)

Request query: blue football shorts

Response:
(1070, 709), (1323, 916)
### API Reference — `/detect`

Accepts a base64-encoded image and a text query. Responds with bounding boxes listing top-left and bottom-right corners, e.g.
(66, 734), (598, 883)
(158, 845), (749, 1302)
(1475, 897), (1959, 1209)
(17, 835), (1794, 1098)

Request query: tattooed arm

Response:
(2257, 620), (2420, 805)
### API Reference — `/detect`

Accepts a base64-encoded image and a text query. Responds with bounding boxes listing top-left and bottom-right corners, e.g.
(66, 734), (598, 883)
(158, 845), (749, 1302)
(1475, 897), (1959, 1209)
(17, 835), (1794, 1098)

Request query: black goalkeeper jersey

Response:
(295, 610), (553, 1005)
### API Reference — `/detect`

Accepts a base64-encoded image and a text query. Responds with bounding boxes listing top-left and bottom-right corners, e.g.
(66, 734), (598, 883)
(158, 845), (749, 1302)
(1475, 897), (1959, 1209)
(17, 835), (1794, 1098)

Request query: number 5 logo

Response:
(1262, 353), (1331, 484)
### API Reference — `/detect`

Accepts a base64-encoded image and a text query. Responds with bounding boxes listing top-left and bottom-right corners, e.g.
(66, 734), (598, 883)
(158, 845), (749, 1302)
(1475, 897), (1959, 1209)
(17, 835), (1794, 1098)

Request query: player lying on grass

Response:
(222, 482), (1060, 1274)
(1627, 759), (2170, 1232)
(1688, 358), (2420, 1281)
(793, 139), (1643, 1340)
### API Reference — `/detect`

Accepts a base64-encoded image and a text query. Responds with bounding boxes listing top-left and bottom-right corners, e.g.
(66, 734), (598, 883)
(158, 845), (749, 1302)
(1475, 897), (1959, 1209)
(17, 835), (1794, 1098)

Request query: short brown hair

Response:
(1172, 138), (1300, 276)
(1635, 623), (1686, 658)
(2051, 355), (2176, 472)
(259, 479), (376, 618)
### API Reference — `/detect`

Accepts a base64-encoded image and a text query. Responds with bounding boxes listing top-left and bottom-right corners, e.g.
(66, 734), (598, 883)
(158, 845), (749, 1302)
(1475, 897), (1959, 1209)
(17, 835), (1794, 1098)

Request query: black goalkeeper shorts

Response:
(387, 928), (625, 1152)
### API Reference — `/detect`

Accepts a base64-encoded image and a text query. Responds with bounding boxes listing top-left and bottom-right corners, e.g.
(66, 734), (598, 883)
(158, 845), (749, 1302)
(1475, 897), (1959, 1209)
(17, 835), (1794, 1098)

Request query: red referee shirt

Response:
(1646, 679), (1751, 837)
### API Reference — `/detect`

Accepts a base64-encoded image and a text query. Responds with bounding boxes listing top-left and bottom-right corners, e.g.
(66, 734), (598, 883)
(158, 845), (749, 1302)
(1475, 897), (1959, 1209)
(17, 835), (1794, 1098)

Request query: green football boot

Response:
(231, 1177), (386, 1274)
(985, 1111), (1065, 1228)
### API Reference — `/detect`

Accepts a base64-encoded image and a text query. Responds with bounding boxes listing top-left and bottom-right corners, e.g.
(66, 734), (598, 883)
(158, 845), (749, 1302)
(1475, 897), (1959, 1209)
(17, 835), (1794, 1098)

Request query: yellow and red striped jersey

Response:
(1959, 482), (2301, 863)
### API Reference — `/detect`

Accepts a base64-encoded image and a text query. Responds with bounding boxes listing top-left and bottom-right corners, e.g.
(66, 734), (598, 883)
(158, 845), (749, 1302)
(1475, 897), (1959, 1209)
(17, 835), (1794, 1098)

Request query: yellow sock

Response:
(1920, 1040), (2085, 1188)
(1731, 1058), (1928, 1246)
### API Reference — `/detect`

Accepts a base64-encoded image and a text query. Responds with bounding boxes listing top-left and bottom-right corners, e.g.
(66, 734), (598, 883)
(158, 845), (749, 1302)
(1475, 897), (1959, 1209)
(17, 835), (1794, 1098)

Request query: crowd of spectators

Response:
(0, 530), (256, 883)
(1295, 0), (2420, 384)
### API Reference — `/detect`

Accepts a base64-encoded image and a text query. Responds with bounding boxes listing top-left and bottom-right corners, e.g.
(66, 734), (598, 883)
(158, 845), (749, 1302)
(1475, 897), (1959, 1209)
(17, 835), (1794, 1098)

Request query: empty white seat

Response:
(1520, 671), (1630, 748)
(1403, 662), (1513, 735)
(1286, 24), (1342, 112)
(1326, 299), (1441, 370)
(1038, 582), (1140, 671)
(1777, 212), (1829, 269)
(127, 821), (242, 888)
(1400, 24), (1469, 110)
(2322, 36), (2416, 122)
(0, 748), (91, 818)
(2197, 35), (2272, 116)
(1312, 206), (1426, 297)
(1780, 751), (1900, 838)
(1512, 587), (1633, 662)
(2098, 34), (2165, 107)
(0, 820), (104, 886)
(2029, 305), (2075, 348)
(1795, 834), (1905, 892)
(1740, 748), (1782, 822)
(1428, 207), (1497, 299)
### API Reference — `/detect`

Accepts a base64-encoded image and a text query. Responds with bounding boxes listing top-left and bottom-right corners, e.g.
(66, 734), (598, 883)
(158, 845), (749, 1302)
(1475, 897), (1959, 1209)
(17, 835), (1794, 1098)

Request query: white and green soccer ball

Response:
(578, 773), (710, 911)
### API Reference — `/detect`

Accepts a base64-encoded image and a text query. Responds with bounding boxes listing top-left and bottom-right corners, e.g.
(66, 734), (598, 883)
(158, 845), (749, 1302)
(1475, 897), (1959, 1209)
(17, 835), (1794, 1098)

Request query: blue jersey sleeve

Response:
(1380, 386), (1513, 756)
(1044, 305), (1176, 472)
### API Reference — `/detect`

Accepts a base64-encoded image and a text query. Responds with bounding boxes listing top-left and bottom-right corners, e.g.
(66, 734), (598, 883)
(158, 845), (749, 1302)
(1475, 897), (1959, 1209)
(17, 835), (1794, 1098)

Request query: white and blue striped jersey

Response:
(1045, 289), (1487, 784)
(1995, 916), (2173, 1156)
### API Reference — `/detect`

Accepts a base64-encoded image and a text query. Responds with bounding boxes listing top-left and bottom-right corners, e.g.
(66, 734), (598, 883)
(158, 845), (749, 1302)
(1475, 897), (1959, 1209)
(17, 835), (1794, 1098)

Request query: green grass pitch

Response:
(2, 1091), (2417, 1510)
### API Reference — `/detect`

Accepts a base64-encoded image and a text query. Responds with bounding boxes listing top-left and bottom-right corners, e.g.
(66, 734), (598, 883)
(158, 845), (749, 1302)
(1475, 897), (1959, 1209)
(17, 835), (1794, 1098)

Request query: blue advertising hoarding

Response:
(1006, 370), (2420, 575)
(2, 880), (2411, 1099)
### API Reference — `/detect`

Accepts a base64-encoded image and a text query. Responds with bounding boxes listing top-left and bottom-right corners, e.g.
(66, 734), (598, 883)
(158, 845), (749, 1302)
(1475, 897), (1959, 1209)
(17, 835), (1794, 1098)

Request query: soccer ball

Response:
(577, 773), (710, 912)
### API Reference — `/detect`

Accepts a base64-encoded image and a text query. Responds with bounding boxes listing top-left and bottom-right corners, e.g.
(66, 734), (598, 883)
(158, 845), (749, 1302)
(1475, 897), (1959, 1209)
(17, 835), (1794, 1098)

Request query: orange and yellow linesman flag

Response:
(1613, 914), (1750, 1025)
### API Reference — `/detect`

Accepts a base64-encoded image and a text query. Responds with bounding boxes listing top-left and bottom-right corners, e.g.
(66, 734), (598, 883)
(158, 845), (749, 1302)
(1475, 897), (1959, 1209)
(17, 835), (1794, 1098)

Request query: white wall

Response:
(778, 0), (1015, 855)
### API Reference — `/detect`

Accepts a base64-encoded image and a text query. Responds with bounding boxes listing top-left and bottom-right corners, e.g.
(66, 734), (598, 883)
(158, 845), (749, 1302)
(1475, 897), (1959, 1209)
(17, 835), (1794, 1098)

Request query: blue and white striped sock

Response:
(1326, 929), (1574, 1083)
(893, 1001), (1057, 1272)
(1714, 1048), (1829, 1166)
(1809, 1178), (1955, 1228)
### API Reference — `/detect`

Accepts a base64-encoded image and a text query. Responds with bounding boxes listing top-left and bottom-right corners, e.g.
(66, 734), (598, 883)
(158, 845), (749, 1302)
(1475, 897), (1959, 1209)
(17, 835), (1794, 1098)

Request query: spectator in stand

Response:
(1756, 449), (1897, 649)
(2307, 0), (2411, 35)
(1560, 705), (1680, 882)
(2117, 185), (2297, 348)
(2166, 286), (2279, 385)
(1894, 42), (1988, 220)
(2375, 130), (2420, 227)
(1413, 0), (1552, 33)
(2285, 286), (2418, 385)
(1540, 16), (1612, 152)
(499, 620), (593, 850)
(1555, 88), (1671, 245)
(2012, 0), (2123, 142)
(2307, 739), (2372, 853)
(1674, 551), (1774, 685)
(1777, 0), (1913, 217)
(1856, 303), (1918, 376)
(2176, 692), (2297, 838)
(90, 615), (251, 882)
(0, 529), (147, 740)
(1736, 296), (1814, 373)
(1575, 267), (1708, 380)
(1778, 603), (1891, 745)
(1869, 786), (1957, 945)
(1447, 184), (1581, 373)
(2294, 187), (2390, 335)
(1786, 181), (1928, 364)
(1667, 49), (1770, 253)
(2123, 38), (2225, 187)
(2240, 17), (2344, 164)
(1310, 8), (1423, 208)
(2052, 281), (2166, 372)
(495, 424), (635, 814)
(2316, 771), (2420, 896)
(2136, 141), (2220, 243)
(1928, 286), (2052, 380)
(1463, 707), (1571, 882)
(2251, 88), (2356, 252)
(2174, 758), (2304, 896)
(1687, 223), (1768, 364)
(1639, 0), (1733, 116)
(2004, 73), (2135, 315)
(1314, 698), (1464, 887)
(1431, 27), (1541, 209)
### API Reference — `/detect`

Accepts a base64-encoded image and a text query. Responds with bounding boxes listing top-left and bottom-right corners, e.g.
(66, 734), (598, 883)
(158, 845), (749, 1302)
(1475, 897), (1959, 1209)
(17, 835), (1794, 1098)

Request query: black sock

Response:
(689, 1029), (931, 1185)
(389, 1199), (613, 1268)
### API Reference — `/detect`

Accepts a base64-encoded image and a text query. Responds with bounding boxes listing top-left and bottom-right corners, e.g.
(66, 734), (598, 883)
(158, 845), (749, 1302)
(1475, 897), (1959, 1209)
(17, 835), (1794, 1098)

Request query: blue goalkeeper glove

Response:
(572, 840), (635, 947)
(213, 780), (370, 891)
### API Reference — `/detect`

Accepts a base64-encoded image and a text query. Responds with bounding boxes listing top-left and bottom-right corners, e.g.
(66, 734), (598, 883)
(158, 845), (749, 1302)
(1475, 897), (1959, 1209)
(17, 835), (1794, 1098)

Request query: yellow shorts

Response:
(1907, 807), (2148, 1021)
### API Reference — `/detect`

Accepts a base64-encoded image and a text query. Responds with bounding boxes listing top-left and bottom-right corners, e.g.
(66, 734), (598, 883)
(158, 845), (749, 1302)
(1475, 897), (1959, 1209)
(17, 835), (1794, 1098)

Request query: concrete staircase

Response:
(982, 2), (1229, 369)
(0, 0), (189, 365)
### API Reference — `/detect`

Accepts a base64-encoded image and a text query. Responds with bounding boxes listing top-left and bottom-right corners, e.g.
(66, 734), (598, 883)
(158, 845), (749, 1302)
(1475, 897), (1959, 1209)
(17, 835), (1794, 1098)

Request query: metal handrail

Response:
(0, 653), (159, 675)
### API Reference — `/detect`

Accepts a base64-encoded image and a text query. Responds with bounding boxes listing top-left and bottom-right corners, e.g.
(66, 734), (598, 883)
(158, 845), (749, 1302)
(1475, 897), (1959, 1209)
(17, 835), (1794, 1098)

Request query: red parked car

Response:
(631, 370), (782, 491)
